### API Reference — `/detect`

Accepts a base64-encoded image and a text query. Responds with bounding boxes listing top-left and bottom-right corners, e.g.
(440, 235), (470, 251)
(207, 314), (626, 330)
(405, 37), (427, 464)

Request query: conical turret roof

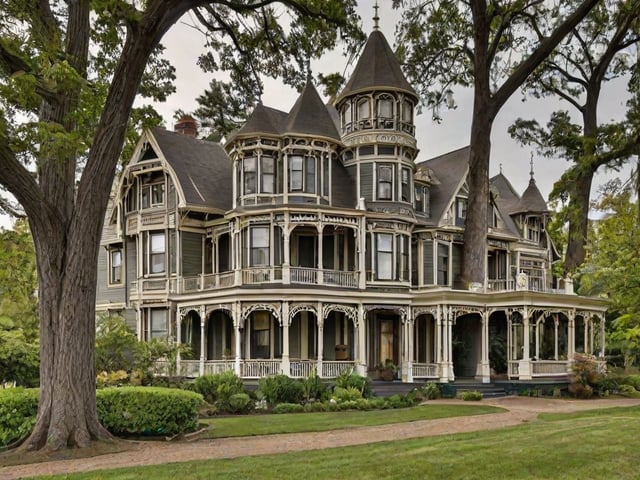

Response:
(512, 177), (549, 214)
(227, 103), (287, 141)
(284, 80), (341, 140)
(336, 29), (417, 104)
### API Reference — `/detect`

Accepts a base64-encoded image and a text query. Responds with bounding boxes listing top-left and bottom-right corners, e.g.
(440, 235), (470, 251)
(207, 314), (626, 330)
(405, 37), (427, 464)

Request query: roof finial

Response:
(529, 152), (535, 180)
(499, 163), (503, 174)
(305, 57), (312, 82)
(373, 1), (380, 30)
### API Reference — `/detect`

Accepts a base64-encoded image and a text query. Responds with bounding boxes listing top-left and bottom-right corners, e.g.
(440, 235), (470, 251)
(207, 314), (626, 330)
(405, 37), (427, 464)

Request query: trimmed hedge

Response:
(96, 387), (203, 436)
(0, 388), (38, 447)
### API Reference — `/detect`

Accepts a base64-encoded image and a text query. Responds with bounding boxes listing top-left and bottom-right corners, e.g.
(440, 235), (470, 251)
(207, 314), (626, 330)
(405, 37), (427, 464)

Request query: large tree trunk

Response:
(19, 1), (193, 451)
(564, 167), (595, 274)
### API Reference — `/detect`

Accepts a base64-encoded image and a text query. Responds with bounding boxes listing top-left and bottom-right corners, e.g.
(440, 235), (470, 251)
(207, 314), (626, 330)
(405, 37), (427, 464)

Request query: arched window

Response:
(402, 99), (413, 123)
(377, 95), (394, 128)
(341, 102), (352, 131)
(357, 98), (371, 129)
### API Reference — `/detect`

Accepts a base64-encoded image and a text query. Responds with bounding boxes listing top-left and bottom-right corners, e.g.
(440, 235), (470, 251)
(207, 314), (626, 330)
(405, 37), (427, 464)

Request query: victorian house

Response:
(96, 25), (606, 384)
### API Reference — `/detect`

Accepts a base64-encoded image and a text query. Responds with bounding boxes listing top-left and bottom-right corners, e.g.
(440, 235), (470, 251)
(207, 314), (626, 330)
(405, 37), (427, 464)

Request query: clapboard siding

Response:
(423, 239), (434, 285)
(96, 247), (126, 304)
(360, 162), (373, 201)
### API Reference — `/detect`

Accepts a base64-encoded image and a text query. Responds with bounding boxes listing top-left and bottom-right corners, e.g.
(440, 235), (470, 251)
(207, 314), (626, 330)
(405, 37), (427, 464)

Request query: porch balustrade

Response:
(321, 361), (356, 378)
(290, 360), (316, 378)
(290, 266), (317, 284)
(203, 360), (235, 375)
(242, 360), (282, 378)
(242, 267), (282, 285)
(531, 360), (568, 377)
(178, 360), (200, 377)
(508, 361), (520, 377)
(411, 363), (439, 379)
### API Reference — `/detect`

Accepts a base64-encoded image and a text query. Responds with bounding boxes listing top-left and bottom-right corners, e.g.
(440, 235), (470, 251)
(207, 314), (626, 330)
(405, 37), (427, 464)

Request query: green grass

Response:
(29, 406), (640, 479)
(203, 403), (503, 437)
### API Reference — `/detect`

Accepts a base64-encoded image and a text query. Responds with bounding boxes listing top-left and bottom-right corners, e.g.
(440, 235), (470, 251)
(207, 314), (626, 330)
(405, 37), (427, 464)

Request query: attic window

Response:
(526, 217), (541, 243)
(141, 182), (164, 209)
(140, 143), (158, 161)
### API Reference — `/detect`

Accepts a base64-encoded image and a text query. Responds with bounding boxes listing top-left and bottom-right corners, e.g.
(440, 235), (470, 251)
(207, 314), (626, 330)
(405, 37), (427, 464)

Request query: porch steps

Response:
(450, 380), (507, 399)
(371, 381), (425, 398)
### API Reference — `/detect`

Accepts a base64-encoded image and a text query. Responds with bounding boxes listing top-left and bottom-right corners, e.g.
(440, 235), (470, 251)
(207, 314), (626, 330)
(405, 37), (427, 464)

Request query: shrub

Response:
(0, 388), (38, 447)
(257, 375), (304, 406)
(334, 369), (372, 398)
(332, 386), (362, 402)
(193, 371), (245, 412)
(227, 393), (253, 414)
(301, 370), (329, 403)
(459, 390), (483, 401)
(623, 375), (640, 390)
(386, 394), (408, 409)
(273, 402), (304, 414)
(97, 387), (203, 436)
(420, 382), (442, 400)
(96, 370), (129, 388)
(569, 353), (602, 398)
(303, 401), (328, 413)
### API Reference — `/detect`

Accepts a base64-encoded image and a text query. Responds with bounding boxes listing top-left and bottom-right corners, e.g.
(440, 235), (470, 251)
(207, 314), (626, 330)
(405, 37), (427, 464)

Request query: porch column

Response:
(568, 311), (575, 359)
(283, 222), (291, 284)
(234, 221), (242, 285)
(176, 309), (183, 376)
(445, 306), (454, 381)
(553, 314), (559, 360)
(317, 226), (324, 285)
(600, 315), (606, 358)
(476, 311), (490, 383)
(234, 302), (242, 376)
(435, 307), (442, 365)
(407, 312), (414, 383)
(519, 308), (532, 380)
(358, 219), (366, 289)
(199, 305), (206, 376)
(535, 314), (540, 360)
(281, 302), (290, 376)
(584, 317), (590, 354)
(317, 314), (324, 378)
(357, 304), (367, 376)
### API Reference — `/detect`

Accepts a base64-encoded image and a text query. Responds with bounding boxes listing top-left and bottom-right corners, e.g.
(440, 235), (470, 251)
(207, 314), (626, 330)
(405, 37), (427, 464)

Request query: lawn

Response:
(30, 406), (640, 479)
(204, 403), (503, 437)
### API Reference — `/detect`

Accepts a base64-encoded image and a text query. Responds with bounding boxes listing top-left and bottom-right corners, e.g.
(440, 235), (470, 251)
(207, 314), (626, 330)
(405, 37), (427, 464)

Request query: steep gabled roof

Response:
(418, 146), (469, 224)
(336, 29), (417, 103)
(512, 177), (549, 214)
(284, 80), (341, 140)
(151, 127), (232, 212)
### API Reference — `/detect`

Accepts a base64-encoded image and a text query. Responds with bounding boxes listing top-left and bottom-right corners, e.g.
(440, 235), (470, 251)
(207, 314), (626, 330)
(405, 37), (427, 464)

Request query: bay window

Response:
(377, 164), (393, 200)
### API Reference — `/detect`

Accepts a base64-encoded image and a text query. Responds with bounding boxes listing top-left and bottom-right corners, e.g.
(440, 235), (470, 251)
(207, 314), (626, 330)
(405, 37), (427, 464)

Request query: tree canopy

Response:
(0, 0), (361, 451)
(395, 0), (601, 285)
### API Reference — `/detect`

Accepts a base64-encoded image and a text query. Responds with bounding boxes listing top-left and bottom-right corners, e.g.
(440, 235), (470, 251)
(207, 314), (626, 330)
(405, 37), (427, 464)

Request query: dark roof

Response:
(336, 30), (417, 103)
(151, 127), (232, 212)
(417, 146), (469, 224)
(228, 104), (288, 141)
(284, 81), (341, 140)
(512, 178), (549, 214)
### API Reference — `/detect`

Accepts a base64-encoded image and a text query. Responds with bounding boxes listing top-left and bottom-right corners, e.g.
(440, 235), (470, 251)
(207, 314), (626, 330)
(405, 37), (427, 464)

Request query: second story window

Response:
(456, 198), (467, 225)
(141, 182), (164, 209)
(261, 156), (275, 193)
(376, 233), (393, 280)
(250, 226), (270, 266)
(289, 155), (316, 194)
(377, 165), (393, 200)
(109, 248), (122, 284)
(415, 185), (430, 216)
(243, 157), (257, 194)
(145, 231), (165, 274)
(401, 167), (411, 202)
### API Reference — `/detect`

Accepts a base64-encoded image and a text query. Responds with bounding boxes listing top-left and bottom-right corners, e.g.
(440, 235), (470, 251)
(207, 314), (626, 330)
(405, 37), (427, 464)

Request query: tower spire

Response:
(529, 152), (535, 180)
(373, 1), (380, 30)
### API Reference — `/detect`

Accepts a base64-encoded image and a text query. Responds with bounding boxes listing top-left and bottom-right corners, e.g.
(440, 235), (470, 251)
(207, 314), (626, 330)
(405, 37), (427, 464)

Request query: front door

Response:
(380, 318), (394, 364)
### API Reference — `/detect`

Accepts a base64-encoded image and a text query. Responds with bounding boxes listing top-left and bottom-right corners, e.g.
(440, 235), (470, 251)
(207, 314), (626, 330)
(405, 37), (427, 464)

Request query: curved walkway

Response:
(2, 397), (639, 479)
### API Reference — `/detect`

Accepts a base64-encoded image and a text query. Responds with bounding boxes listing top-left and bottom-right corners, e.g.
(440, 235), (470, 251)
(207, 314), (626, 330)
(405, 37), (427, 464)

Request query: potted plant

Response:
(377, 359), (397, 381)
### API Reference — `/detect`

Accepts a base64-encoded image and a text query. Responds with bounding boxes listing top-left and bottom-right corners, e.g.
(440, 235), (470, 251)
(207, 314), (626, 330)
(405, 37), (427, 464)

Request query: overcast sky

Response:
(0, 1), (633, 230)
(154, 1), (634, 203)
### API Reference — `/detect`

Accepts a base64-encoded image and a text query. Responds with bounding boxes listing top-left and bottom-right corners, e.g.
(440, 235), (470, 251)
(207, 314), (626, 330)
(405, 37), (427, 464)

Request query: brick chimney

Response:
(174, 115), (198, 137)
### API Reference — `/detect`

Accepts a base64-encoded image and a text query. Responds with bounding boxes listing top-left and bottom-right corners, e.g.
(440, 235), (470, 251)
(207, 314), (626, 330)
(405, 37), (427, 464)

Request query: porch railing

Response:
(323, 269), (359, 288)
(243, 267), (282, 285)
(242, 360), (282, 378)
(531, 360), (568, 377)
(178, 360), (200, 377)
(290, 267), (317, 285)
(321, 361), (356, 378)
(508, 361), (520, 377)
(290, 360), (317, 378)
(411, 363), (439, 379)
(203, 360), (235, 375)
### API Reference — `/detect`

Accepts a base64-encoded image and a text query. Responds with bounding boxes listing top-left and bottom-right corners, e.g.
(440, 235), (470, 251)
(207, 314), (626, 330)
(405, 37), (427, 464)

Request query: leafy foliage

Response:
(96, 387), (203, 436)
(0, 388), (38, 447)
(257, 374), (304, 406)
(334, 368), (372, 398)
(568, 353), (603, 398)
(192, 370), (247, 413)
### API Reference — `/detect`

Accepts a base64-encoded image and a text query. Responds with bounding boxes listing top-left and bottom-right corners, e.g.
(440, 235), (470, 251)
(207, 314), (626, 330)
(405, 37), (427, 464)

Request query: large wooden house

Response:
(96, 26), (606, 383)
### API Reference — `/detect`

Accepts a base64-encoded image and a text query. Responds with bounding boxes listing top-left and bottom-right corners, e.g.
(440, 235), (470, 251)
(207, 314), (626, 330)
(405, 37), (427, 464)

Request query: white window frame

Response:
(250, 226), (270, 266)
(150, 309), (168, 339)
(148, 231), (166, 275)
(141, 182), (165, 209)
(376, 233), (393, 280)
(377, 164), (393, 201)
(109, 248), (123, 285)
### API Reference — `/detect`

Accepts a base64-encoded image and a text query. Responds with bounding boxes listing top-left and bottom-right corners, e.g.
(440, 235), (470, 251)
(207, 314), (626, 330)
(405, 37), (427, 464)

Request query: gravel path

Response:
(2, 397), (639, 479)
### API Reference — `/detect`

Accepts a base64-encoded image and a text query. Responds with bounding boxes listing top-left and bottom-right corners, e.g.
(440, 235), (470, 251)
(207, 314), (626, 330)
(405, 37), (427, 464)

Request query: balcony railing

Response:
(242, 360), (282, 378)
(321, 361), (357, 378)
(290, 360), (317, 378)
(531, 360), (568, 377)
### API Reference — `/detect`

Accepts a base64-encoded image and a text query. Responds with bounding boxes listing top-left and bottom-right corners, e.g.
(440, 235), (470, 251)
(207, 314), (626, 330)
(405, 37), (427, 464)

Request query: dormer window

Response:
(456, 198), (467, 225)
(141, 182), (164, 209)
(415, 185), (430, 216)
(526, 217), (541, 243)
